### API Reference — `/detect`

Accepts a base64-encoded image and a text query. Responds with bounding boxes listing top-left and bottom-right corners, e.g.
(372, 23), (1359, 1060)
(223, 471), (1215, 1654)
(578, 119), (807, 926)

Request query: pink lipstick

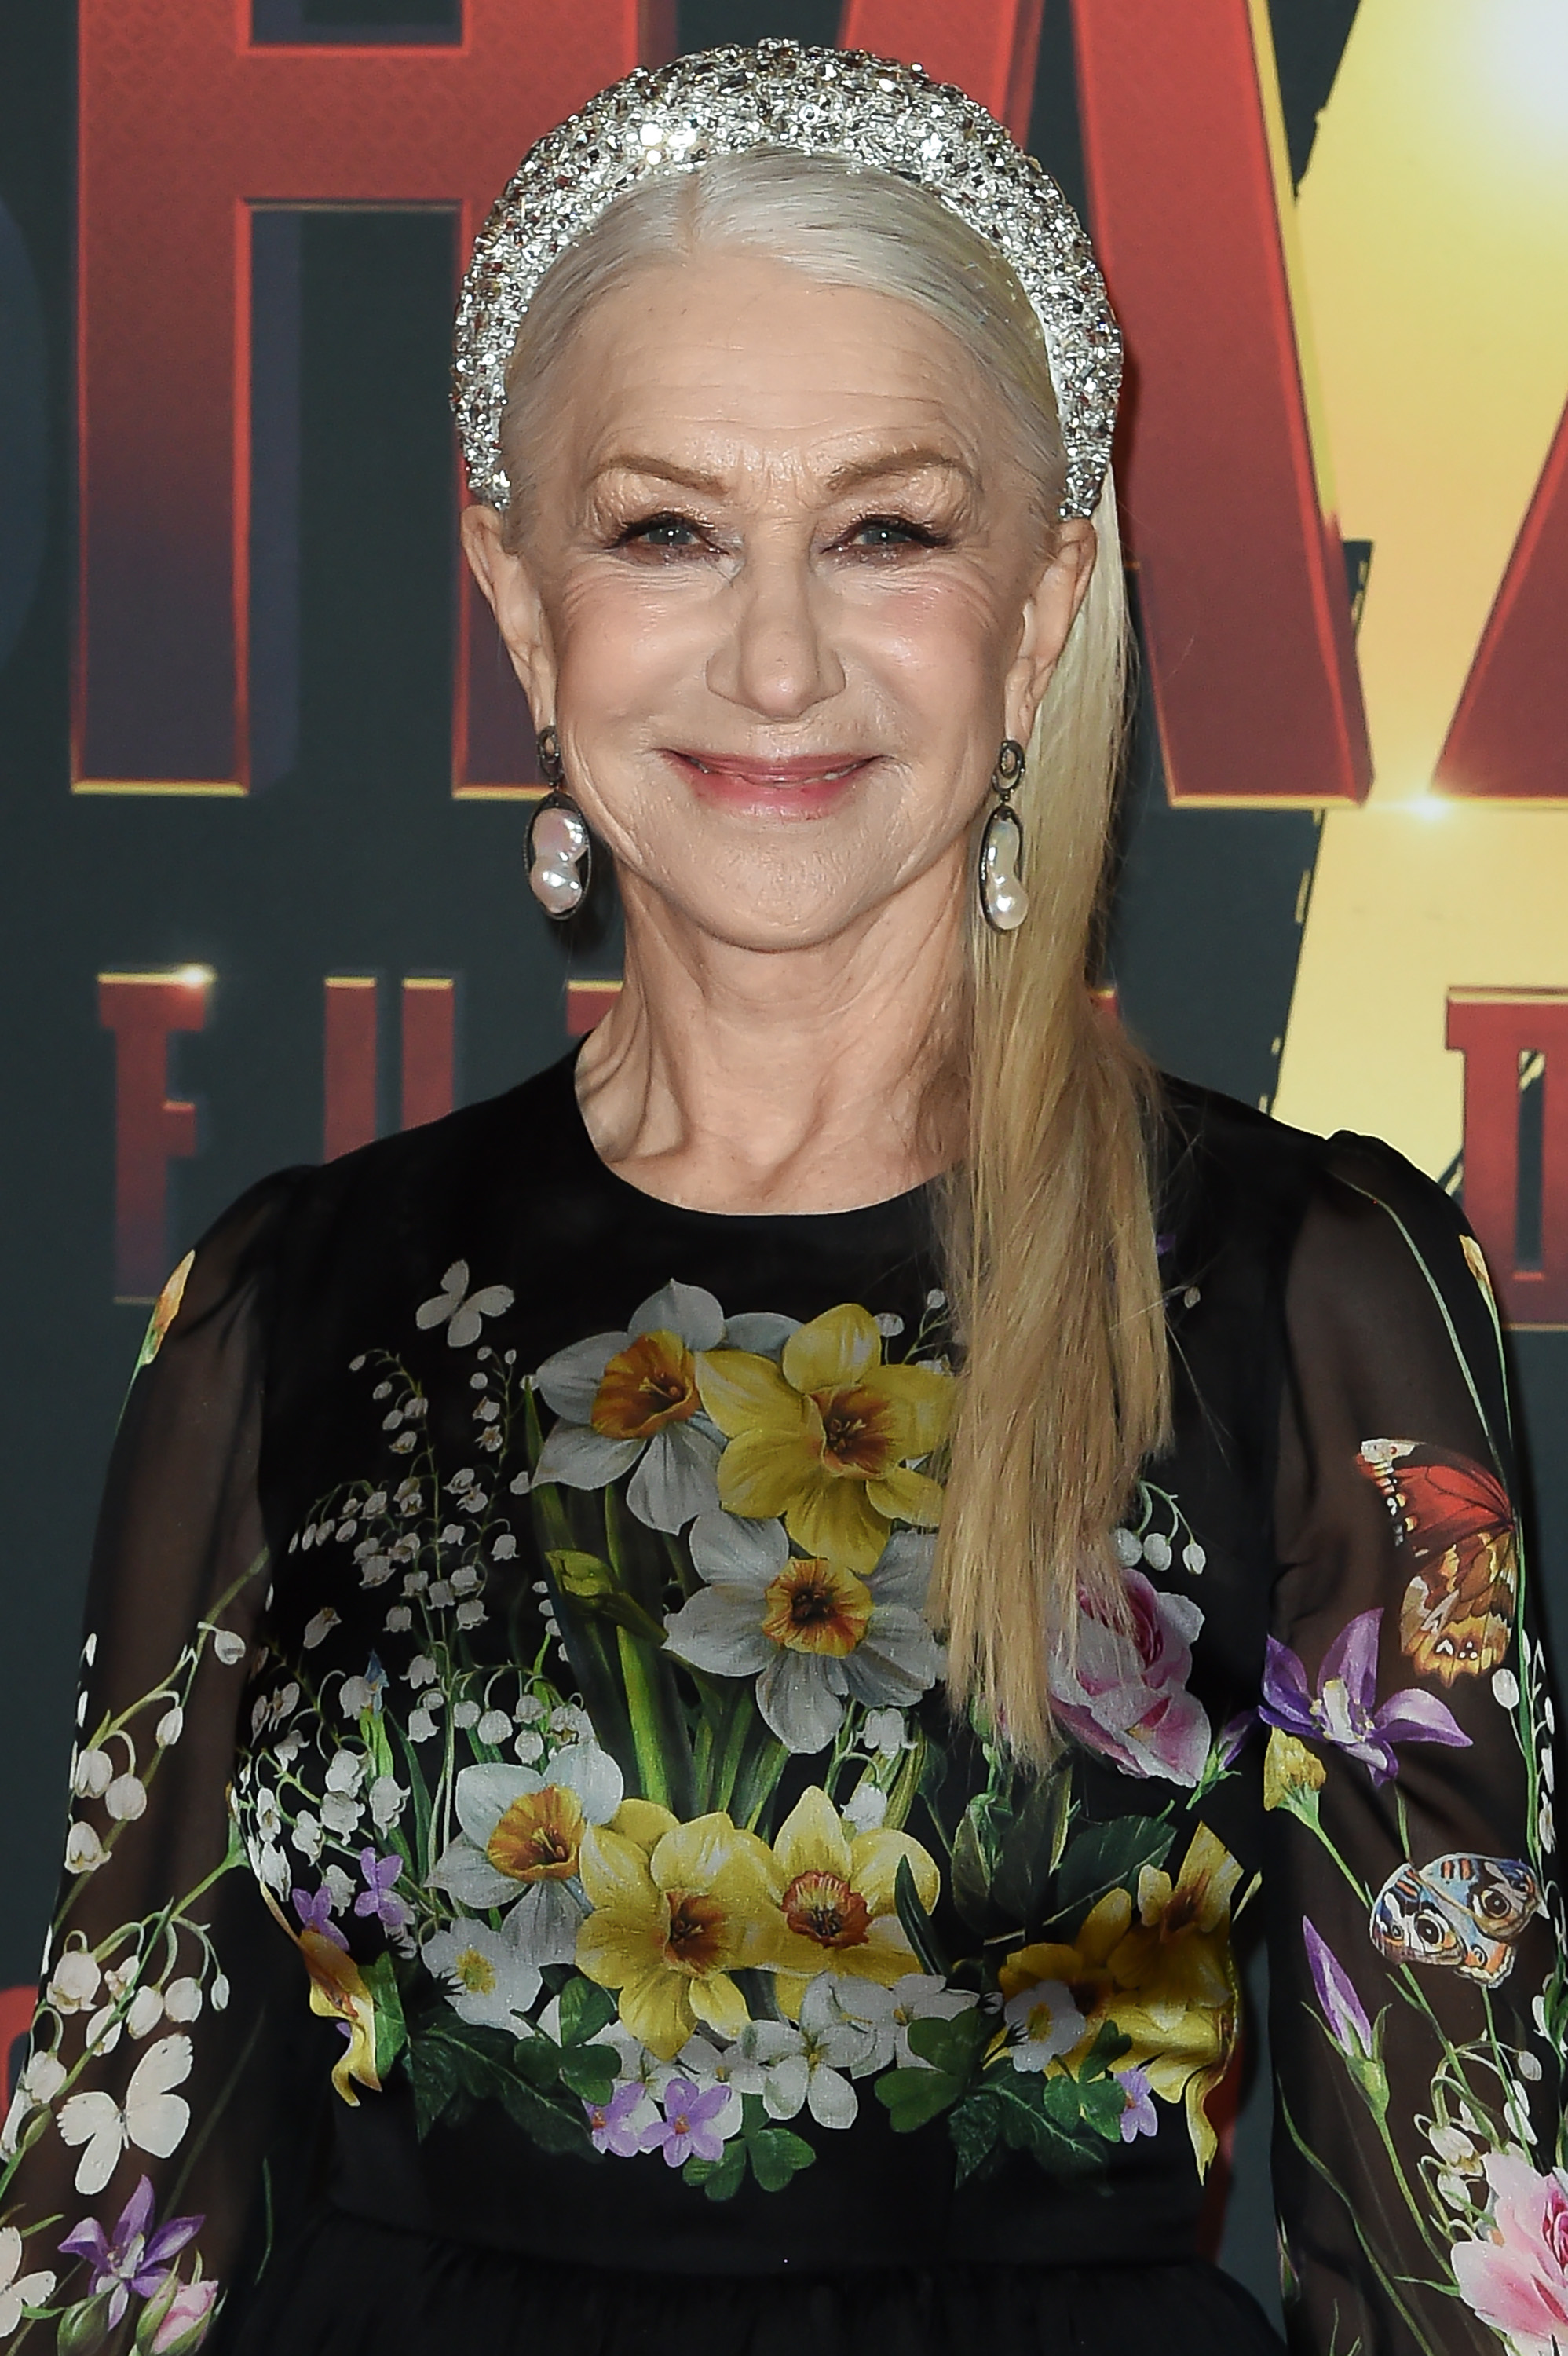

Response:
(665, 748), (875, 818)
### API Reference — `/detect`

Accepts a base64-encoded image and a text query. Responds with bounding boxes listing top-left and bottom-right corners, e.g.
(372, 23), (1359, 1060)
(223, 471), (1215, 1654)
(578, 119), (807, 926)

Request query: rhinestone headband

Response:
(454, 40), (1121, 521)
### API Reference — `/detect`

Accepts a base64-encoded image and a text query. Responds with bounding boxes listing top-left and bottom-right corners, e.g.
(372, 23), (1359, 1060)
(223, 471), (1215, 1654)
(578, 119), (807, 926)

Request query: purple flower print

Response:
(638, 2077), (733, 2168)
(1303, 1917), (1390, 2116)
(1116, 2067), (1158, 2143)
(1215, 1711), (1255, 1769)
(1303, 1919), (1374, 2060)
(1260, 1608), (1470, 1787)
(584, 2082), (648, 2158)
(59, 2175), (202, 2328)
(353, 1849), (409, 1933)
(293, 1885), (348, 1951)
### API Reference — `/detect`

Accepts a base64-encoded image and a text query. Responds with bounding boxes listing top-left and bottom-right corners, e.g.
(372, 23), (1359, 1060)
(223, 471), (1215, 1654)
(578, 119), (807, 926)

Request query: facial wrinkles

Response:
(506, 258), (1055, 946)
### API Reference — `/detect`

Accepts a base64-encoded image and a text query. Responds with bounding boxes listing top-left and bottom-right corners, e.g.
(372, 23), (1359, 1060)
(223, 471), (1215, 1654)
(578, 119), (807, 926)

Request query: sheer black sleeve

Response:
(0, 1176), (323, 2353)
(1266, 1137), (1565, 2354)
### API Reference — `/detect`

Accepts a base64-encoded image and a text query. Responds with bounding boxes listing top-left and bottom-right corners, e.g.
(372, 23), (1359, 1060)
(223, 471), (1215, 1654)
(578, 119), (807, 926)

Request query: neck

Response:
(574, 857), (967, 1214)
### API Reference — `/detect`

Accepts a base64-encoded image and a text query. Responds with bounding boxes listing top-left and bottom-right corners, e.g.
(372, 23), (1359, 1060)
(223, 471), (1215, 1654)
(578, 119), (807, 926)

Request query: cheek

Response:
(839, 573), (1017, 734)
(548, 573), (709, 729)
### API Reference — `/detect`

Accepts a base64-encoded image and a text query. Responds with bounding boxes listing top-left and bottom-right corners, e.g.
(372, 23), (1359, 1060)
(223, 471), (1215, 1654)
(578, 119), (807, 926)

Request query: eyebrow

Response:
(588, 445), (978, 499)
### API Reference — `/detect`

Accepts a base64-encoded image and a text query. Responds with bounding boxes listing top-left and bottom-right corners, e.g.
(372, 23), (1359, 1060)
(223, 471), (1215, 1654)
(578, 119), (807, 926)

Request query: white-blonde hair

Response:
(500, 151), (1171, 1761)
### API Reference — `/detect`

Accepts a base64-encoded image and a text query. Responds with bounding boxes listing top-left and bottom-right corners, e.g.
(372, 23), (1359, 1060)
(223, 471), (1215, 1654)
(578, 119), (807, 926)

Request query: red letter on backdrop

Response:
(76, 0), (661, 799)
(1447, 992), (1568, 1327)
(323, 975), (379, 1162)
(401, 979), (456, 1132)
(99, 972), (210, 1300)
(1069, 0), (1369, 805)
(1437, 397), (1568, 801)
(838, 0), (1369, 806)
(323, 975), (457, 1154)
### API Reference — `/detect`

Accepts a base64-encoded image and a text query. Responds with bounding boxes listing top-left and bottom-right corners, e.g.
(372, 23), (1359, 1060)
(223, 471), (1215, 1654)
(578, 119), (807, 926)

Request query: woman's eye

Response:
(618, 511), (704, 551)
(845, 515), (945, 551)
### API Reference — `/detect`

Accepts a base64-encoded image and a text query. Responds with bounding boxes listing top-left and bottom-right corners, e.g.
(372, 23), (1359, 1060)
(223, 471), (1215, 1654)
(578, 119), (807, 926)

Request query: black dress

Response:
(2, 1055), (1562, 2356)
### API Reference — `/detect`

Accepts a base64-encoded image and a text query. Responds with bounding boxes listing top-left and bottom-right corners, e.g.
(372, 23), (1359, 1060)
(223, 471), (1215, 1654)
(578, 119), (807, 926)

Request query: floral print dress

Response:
(1, 1052), (1561, 2356)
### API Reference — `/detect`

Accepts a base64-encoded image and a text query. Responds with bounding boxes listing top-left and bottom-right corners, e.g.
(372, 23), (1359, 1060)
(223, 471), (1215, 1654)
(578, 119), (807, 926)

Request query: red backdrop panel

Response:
(76, 0), (655, 795)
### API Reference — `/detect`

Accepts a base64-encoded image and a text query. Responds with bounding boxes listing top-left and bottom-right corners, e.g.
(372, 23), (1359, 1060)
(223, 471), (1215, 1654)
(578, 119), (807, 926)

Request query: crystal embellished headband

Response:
(453, 40), (1121, 521)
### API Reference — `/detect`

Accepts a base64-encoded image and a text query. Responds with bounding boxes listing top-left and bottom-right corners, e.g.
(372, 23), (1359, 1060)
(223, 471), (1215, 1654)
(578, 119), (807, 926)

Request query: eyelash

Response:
(609, 510), (951, 554)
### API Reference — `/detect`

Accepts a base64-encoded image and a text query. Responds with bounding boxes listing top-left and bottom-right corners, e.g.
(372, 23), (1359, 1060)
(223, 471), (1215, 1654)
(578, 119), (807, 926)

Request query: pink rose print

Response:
(1453, 2152), (1568, 2354)
(1048, 1569), (1212, 1787)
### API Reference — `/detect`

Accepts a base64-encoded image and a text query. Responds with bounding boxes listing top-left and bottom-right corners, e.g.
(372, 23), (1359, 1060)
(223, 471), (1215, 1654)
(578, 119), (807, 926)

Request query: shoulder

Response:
(181, 1056), (580, 1343)
(1157, 1077), (1475, 1274)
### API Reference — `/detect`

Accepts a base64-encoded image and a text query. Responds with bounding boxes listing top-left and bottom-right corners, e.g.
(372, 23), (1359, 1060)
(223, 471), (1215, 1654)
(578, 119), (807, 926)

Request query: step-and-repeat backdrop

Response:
(2, 0), (1565, 2318)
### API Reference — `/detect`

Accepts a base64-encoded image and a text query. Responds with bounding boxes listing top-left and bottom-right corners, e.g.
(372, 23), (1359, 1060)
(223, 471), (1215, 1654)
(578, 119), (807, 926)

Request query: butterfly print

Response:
(1356, 1439), (1518, 1685)
(1369, 1853), (1541, 1986)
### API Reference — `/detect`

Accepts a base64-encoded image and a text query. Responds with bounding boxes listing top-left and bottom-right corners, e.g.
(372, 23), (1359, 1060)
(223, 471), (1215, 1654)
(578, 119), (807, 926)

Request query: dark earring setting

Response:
(527, 726), (591, 919)
(978, 737), (1029, 932)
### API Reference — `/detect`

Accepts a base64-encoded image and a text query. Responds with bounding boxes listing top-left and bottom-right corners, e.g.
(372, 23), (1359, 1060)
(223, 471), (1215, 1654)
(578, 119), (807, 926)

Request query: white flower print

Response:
(728, 1980), (866, 2127)
(1003, 1978), (1087, 2072)
(0, 2225), (56, 2339)
(533, 1283), (795, 1535)
(104, 1775), (147, 1822)
(64, 1823), (106, 1875)
(0, 2051), (66, 2163)
(46, 1948), (101, 2016)
(304, 1608), (340, 1648)
(57, 2032), (193, 2194)
(163, 1977), (203, 2023)
(422, 1922), (541, 2033)
(862, 1707), (909, 1757)
(369, 1774), (407, 1830)
(835, 1972), (980, 2073)
(71, 1747), (113, 1798)
(416, 1261), (515, 1349)
(429, 1743), (623, 1964)
(663, 1518), (943, 1754)
(842, 1780), (888, 1832)
(291, 1812), (326, 1864)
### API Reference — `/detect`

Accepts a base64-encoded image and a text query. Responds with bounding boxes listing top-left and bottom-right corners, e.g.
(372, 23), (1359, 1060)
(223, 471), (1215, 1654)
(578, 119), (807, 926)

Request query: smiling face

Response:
(464, 248), (1093, 955)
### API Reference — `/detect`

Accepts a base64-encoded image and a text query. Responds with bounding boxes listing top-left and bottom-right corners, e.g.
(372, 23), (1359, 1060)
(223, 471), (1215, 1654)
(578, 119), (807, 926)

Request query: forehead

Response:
(549, 249), (1011, 484)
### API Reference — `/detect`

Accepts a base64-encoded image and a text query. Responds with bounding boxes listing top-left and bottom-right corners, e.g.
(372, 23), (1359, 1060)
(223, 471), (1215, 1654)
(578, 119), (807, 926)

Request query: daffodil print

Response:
(696, 1304), (952, 1571)
(663, 1516), (944, 1752)
(993, 1823), (1243, 2173)
(429, 1740), (624, 1966)
(767, 1786), (939, 2008)
(575, 1809), (783, 2058)
(533, 1282), (795, 1533)
(298, 1933), (382, 2107)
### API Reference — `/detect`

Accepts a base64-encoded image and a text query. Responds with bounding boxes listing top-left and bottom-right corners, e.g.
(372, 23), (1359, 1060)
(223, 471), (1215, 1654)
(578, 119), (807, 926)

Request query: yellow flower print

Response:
(576, 1811), (781, 2060)
(997, 1887), (1132, 2062)
(769, 1785), (940, 2012)
(299, 1931), (381, 2107)
(1263, 1728), (1325, 1813)
(593, 1330), (702, 1441)
(696, 1304), (952, 1572)
(996, 1824), (1244, 2176)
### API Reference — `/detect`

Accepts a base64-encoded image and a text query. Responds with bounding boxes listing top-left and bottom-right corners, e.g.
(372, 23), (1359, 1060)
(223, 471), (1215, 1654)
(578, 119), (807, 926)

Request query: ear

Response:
(460, 501), (558, 725)
(1004, 515), (1098, 744)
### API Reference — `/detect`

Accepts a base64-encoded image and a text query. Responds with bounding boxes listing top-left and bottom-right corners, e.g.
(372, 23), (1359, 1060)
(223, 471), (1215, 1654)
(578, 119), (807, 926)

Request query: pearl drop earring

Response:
(526, 727), (592, 919)
(978, 738), (1029, 932)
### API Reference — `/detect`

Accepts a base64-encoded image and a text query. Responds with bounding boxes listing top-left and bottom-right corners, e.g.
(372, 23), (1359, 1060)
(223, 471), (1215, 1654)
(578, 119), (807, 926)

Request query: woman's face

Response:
(465, 249), (1094, 953)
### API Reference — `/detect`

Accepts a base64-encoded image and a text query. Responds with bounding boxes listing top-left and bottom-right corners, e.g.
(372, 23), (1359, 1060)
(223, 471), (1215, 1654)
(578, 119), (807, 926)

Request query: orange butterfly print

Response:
(1355, 1440), (1518, 1686)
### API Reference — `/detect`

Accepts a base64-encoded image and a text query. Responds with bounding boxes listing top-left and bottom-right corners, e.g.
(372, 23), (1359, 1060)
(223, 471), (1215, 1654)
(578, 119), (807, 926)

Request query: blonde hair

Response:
(499, 152), (1171, 1762)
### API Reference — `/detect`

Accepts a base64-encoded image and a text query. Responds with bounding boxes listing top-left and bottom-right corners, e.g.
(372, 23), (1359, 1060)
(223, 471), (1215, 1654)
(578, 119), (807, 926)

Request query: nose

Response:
(704, 543), (846, 720)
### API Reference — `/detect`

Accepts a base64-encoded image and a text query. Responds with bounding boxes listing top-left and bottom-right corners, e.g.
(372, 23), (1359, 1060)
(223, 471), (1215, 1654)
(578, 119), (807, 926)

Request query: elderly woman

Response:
(2, 42), (1559, 2356)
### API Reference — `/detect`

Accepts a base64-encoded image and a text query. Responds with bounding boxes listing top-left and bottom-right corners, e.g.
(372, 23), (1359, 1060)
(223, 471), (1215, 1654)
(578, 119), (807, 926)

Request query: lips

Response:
(674, 751), (873, 788)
